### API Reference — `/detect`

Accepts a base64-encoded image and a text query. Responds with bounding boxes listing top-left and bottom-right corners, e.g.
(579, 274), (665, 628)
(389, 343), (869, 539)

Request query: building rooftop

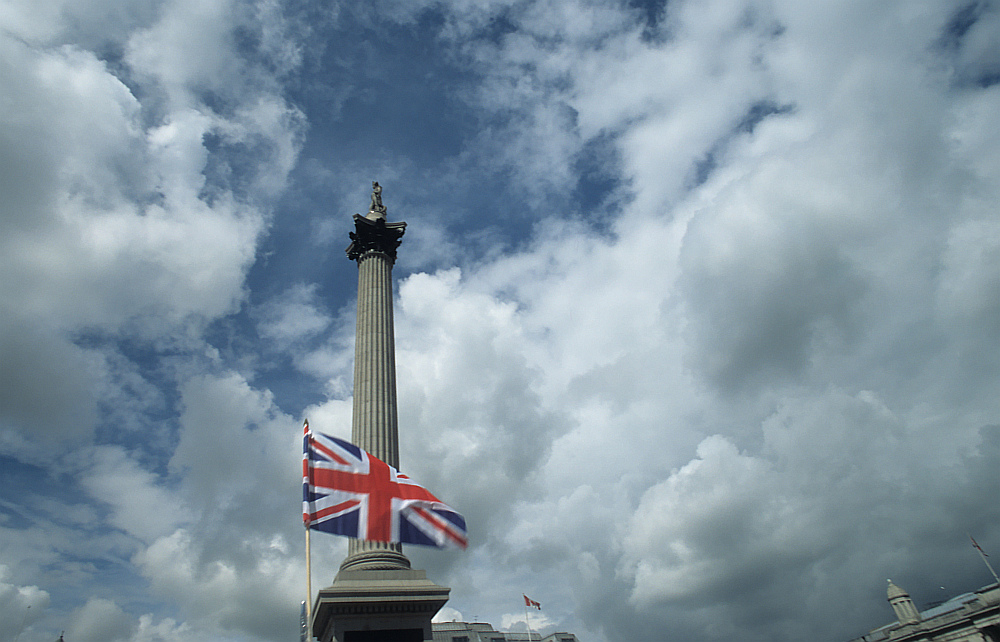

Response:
(848, 582), (1000, 642)
(432, 621), (579, 642)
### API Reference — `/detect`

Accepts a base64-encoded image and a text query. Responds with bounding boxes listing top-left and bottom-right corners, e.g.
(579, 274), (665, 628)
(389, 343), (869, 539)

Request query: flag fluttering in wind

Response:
(971, 535), (989, 557)
(523, 594), (541, 610)
(302, 421), (467, 549)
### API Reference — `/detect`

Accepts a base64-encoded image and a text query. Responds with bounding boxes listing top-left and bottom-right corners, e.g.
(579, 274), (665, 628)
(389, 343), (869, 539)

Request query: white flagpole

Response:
(13, 604), (30, 642)
(971, 534), (1000, 586)
(306, 527), (313, 622)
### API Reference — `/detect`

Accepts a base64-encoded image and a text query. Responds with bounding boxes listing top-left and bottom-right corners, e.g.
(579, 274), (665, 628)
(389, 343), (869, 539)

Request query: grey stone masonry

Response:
(312, 185), (450, 642)
(342, 212), (408, 571)
(314, 569), (449, 642)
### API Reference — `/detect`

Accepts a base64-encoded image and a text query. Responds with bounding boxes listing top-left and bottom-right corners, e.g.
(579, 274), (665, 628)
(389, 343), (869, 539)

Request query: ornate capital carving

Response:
(346, 215), (406, 262)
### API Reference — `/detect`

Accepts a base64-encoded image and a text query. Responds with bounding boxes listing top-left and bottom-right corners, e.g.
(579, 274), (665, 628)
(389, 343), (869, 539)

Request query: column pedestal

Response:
(312, 569), (449, 642)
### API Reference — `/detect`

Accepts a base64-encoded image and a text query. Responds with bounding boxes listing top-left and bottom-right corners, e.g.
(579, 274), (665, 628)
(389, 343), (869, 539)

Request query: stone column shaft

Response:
(343, 249), (408, 569)
(352, 251), (399, 467)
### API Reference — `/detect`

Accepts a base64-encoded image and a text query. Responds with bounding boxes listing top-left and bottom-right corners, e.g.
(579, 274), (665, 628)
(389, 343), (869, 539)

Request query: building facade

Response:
(432, 622), (579, 642)
(850, 581), (1000, 642)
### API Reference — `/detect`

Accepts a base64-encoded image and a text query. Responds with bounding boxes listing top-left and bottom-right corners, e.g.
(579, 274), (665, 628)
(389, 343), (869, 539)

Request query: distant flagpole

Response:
(970, 534), (1000, 586)
(522, 595), (540, 641)
(12, 604), (29, 642)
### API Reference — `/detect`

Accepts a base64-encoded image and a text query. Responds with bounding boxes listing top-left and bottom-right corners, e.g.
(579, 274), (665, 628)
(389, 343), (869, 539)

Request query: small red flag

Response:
(523, 594), (541, 609)
(971, 535), (989, 557)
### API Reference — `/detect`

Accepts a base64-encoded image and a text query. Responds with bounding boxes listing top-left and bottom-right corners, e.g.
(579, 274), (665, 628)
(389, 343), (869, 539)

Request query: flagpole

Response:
(13, 604), (29, 642)
(303, 419), (313, 631)
(306, 527), (313, 622)
(970, 534), (1000, 586)
(524, 601), (533, 642)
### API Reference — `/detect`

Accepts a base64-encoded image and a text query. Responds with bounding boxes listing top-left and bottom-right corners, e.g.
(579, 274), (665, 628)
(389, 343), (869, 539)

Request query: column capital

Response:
(346, 215), (407, 263)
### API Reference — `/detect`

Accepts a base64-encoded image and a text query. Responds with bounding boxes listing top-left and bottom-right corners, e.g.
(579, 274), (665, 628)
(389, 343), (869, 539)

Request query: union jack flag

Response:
(302, 421), (467, 549)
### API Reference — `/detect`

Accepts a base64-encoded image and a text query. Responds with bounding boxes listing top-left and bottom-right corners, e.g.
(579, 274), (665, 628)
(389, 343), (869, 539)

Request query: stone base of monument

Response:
(311, 568), (450, 642)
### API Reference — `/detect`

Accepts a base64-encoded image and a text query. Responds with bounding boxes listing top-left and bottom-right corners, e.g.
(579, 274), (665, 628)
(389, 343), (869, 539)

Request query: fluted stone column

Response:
(351, 248), (400, 467)
(312, 183), (449, 642)
(342, 210), (408, 571)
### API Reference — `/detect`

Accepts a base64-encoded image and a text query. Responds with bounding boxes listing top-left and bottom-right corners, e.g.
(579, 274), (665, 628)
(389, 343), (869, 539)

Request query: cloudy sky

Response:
(3, 0), (1000, 641)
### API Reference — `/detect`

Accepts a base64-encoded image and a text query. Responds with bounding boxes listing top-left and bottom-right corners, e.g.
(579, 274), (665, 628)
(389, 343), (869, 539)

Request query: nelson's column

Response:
(311, 183), (450, 642)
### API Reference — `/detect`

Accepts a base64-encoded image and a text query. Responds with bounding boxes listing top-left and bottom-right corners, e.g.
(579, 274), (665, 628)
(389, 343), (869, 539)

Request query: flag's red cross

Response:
(308, 436), (453, 544)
